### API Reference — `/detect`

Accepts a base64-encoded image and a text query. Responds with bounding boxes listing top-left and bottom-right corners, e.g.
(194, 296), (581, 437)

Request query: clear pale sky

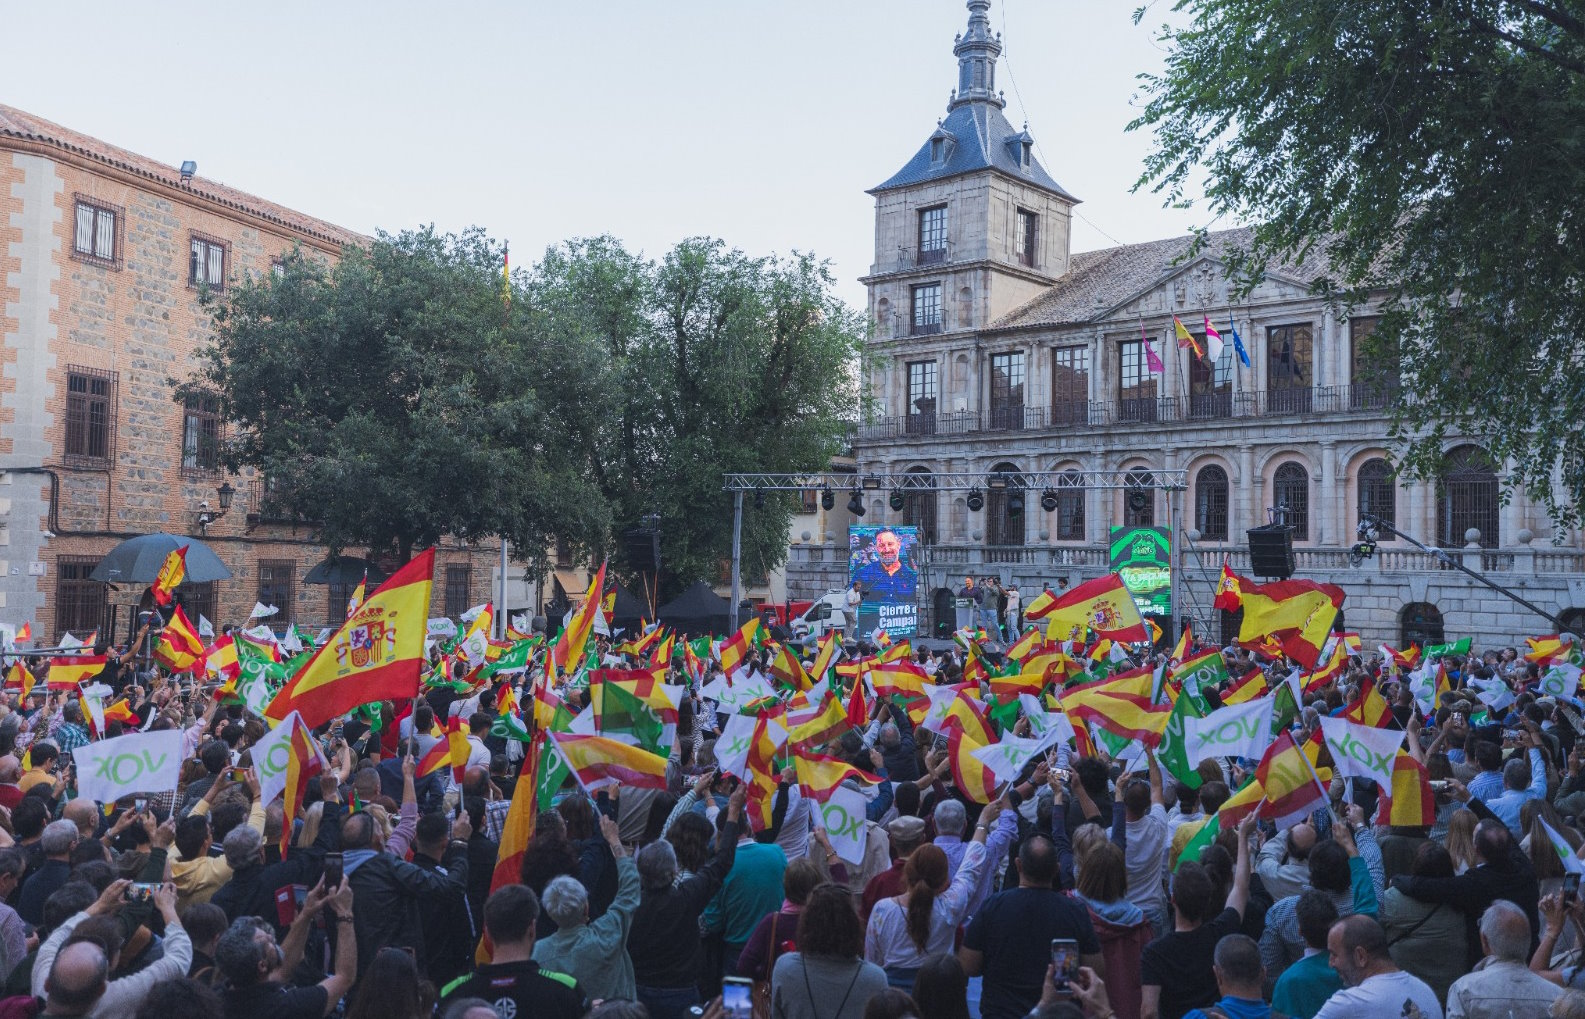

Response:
(2, 0), (1207, 308)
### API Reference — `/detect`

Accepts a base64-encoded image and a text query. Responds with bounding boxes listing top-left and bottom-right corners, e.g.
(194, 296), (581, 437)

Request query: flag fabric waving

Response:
(1317, 716), (1406, 788)
(1229, 316), (1251, 367)
(1214, 563), (1244, 612)
(1202, 316), (1225, 362)
(47, 655), (105, 690)
(151, 545), (188, 607)
(550, 732), (668, 791)
(552, 562), (607, 676)
(153, 605), (206, 674)
(1173, 315), (1204, 357)
(1031, 573), (1148, 644)
(1254, 729), (1329, 829)
(1236, 579), (1345, 668)
(719, 619), (761, 679)
(1376, 751), (1435, 827)
(1060, 667), (1171, 745)
(265, 548), (435, 728)
(1183, 697), (1277, 766)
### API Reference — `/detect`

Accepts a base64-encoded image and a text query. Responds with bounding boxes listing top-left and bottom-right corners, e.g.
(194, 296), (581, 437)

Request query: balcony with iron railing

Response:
(856, 382), (1401, 442)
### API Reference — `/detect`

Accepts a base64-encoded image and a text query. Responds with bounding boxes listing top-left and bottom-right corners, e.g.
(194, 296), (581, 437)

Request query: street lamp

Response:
(197, 481), (236, 533)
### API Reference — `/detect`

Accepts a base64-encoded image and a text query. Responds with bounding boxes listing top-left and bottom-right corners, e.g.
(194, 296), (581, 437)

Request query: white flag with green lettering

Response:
(73, 730), (184, 804)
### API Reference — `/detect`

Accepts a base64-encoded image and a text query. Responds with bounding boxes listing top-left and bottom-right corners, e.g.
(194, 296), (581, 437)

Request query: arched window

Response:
(1400, 602), (1444, 646)
(1274, 462), (1310, 540)
(1055, 469), (1085, 541)
(1438, 445), (1499, 549)
(986, 462), (1026, 546)
(1124, 468), (1154, 527)
(1559, 608), (1585, 636)
(900, 467), (938, 545)
(1357, 458), (1396, 536)
(1194, 465), (1230, 541)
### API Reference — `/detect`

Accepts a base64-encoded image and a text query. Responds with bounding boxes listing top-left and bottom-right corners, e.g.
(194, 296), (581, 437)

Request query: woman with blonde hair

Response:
(865, 801), (995, 987)
(1446, 807), (1478, 874)
(1071, 840), (1150, 1019)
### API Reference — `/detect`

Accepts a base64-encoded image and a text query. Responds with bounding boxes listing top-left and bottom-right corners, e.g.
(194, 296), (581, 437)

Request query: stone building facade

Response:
(785, 0), (1585, 646)
(0, 105), (496, 641)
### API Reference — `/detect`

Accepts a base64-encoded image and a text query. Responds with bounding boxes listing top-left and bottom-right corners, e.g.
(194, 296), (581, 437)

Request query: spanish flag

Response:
(1059, 666), (1171, 745)
(1305, 637), (1349, 692)
(549, 732), (668, 790)
(1377, 750), (1435, 827)
(846, 671), (868, 729)
(346, 574), (367, 619)
(265, 548), (435, 728)
(869, 658), (930, 703)
(1236, 579), (1345, 669)
(478, 730), (547, 964)
(1221, 667), (1269, 705)
(1526, 635), (1573, 667)
(442, 716), (471, 782)
(1256, 729), (1329, 828)
(1380, 643), (1423, 675)
(151, 545), (188, 607)
(786, 696), (851, 752)
(46, 655), (104, 690)
(1032, 573), (1148, 644)
(793, 752), (881, 802)
(1170, 622), (1193, 665)
(12, 623), (30, 644)
(1213, 563), (1244, 612)
(768, 645), (812, 691)
(102, 699), (138, 727)
(648, 631), (674, 669)
(4, 662), (33, 702)
(948, 728), (1000, 803)
(204, 635), (241, 683)
(416, 731), (453, 779)
(280, 713), (326, 858)
(154, 605), (207, 674)
(1344, 676), (1393, 729)
(810, 631), (842, 683)
(718, 618), (760, 678)
(1006, 627), (1043, 662)
(552, 561), (606, 676)
(1173, 315), (1204, 357)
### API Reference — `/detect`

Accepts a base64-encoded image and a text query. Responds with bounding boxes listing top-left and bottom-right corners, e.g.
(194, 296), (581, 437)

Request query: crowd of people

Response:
(0, 609), (1580, 1019)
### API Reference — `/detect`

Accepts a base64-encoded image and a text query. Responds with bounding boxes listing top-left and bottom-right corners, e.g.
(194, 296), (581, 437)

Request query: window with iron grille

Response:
(1438, 444), (1499, 548)
(72, 198), (120, 267)
(55, 556), (106, 642)
(1194, 465), (1230, 541)
(64, 367), (116, 463)
(555, 538), (574, 569)
(911, 284), (943, 335)
(181, 394), (222, 474)
(986, 462), (1025, 546)
(800, 489), (818, 514)
(1124, 469), (1155, 527)
(176, 581), (216, 630)
(190, 234), (227, 289)
(989, 352), (1024, 429)
(1188, 339), (1233, 418)
(1051, 346), (1089, 425)
(901, 468), (938, 545)
(444, 564), (472, 619)
(1015, 209), (1037, 267)
(1056, 470), (1085, 540)
(1400, 602), (1445, 646)
(918, 206), (947, 264)
(907, 360), (937, 421)
(1118, 340), (1158, 422)
(1274, 462), (1310, 540)
(1357, 458), (1396, 536)
(328, 581), (355, 626)
(257, 561), (295, 633)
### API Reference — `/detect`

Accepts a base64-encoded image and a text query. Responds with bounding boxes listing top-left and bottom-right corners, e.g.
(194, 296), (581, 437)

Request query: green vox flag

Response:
(1176, 815), (1220, 871)
(1173, 650), (1230, 700)
(1157, 687), (1210, 789)
(1423, 638), (1472, 659)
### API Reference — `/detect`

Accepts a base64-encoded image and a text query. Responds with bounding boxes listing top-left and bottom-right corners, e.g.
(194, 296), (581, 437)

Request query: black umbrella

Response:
(88, 533), (231, 585)
(303, 555), (388, 587)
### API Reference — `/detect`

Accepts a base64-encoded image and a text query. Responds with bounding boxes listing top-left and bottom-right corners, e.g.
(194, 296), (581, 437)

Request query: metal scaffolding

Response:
(721, 470), (1189, 633)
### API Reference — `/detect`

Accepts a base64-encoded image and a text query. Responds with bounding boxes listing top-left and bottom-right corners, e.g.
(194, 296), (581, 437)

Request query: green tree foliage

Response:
(529, 236), (863, 595)
(178, 228), (607, 562)
(1131, 0), (1585, 526)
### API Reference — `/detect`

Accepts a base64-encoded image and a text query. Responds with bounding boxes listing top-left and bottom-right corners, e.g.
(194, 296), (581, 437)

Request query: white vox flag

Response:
(815, 785), (870, 865)
(249, 602), (278, 620)
(1541, 664), (1582, 701)
(1183, 696), (1277, 766)
(197, 614), (215, 639)
(970, 734), (1058, 786)
(73, 730), (184, 804)
(1318, 715), (1407, 788)
(699, 674), (776, 715)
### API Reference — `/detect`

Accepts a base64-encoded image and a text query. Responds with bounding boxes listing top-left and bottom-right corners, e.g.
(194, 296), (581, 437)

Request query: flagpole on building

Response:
(729, 490), (744, 633)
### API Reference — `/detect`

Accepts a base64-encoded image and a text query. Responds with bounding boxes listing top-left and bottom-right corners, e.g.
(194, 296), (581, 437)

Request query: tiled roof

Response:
(870, 101), (1078, 201)
(992, 227), (1330, 329)
(0, 105), (367, 249)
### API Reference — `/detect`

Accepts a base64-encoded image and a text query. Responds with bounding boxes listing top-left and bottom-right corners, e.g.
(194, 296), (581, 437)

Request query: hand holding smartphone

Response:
(322, 852), (343, 890)
(1050, 938), (1080, 996)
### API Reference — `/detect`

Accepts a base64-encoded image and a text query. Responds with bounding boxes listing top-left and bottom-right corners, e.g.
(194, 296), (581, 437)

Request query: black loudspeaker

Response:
(1247, 524), (1296, 579)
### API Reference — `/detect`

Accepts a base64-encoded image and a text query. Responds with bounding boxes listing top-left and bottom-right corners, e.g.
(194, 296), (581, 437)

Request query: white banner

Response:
(1183, 696), (1276, 765)
(427, 618), (458, 638)
(1318, 715), (1406, 788)
(1541, 664), (1582, 701)
(73, 730), (185, 804)
(816, 785), (869, 864)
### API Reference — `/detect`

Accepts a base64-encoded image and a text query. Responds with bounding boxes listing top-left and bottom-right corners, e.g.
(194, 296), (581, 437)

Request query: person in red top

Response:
(0, 755), (22, 812)
(861, 816), (927, 923)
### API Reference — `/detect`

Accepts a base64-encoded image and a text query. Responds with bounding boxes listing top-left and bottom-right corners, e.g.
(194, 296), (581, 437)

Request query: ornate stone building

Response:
(786, 0), (1585, 646)
(0, 105), (498, 640)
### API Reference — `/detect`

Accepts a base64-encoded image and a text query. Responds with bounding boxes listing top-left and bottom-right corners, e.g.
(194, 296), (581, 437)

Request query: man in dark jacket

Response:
(1389, 786), (1541, 968)
(211, 778), (345, 937)
(411, 811), (476, 990)
(341, 803), (471, 980)
(626, 784), (743, 1018)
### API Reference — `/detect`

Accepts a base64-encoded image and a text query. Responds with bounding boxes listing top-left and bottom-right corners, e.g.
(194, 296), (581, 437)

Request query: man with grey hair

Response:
(33, 877), (191, 1016)
(532, 811), (638, 1003)
(216, 876), (356, 1019)
(933, 793), (1018, 918)
(38, 940), (108, 1018)
(1444, 899), (1561, 1018)
(18, 818), (80, 925)
(628, 784), (744, 1017)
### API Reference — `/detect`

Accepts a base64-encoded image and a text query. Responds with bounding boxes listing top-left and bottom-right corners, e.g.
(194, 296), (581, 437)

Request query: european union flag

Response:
(1229, 316), (1251, 368)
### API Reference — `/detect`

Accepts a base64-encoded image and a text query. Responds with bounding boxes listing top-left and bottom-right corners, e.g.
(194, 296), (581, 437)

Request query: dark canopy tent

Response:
(302, 555), (389, 587)
(656, 581), (732, 636)
(605, 583), (650, 637)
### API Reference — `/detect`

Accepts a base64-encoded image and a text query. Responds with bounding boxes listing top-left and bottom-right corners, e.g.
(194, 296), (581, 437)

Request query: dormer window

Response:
(1020, 141), (1032, 168)
(928, 127), (955, 167)
(930, 138), (944, 163)
(1007, 130), (1035, 173)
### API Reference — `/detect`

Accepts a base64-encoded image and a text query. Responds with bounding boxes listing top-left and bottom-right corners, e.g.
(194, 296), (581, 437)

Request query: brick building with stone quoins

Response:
(0, 105), (495, 641)
(783, 0), (1585, 647)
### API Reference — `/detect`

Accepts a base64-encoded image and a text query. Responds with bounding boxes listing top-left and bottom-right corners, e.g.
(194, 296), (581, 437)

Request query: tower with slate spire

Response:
(862, 0), (1078, 355)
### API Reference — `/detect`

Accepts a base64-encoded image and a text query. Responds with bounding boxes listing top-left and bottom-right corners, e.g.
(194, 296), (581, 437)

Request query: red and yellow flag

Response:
(478, 730), (545, 963)
(718, 618), (760, 678)
(768, 644), (812, 691)
(1173, 315), (1204, 357)
(793, 751), (881, 802)
(415, 736), (452, 779)
(786, 696), (850, 752)
(648, 631), (674, 669)
(1222, 668), (1269, 705)
(1059, 666), (1171, 745)
(553, 561), (607, 676)
(443, 716), (471, 782)
(204, 635), (241, 683)
(846, 672), (868, 730)
(1305, 637), (1349, 693)
(1170, 622), (1193, 665)
(4, 662), (33, 702)
(1377, 751), (1435, 827)
(280, 712), (325, 859)
(1032, 573), (1148, 644)
(102, 699), (138, 727)
(12, 623), (30, 644)
(1214, 563), (1244, 612)
(550, 732), (668, 790)
(46, 655), (105, 690)
(811, 631), (842, 683)
(151, 545), (188, 607)
(948, 729), (1000, 804)
(154, 605), (207, 674)
(265, 548), (435, 728)
(1255, 729), (1328, 828)
(1344, 676), (1393, 729)
(1236, 579), (1344, 669)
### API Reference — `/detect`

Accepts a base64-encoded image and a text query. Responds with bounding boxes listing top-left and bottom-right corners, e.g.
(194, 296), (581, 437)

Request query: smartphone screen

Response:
(322, 852), (343, 890)
(1567, 872), (1580, 902)
(722, 977), (753, 1019)
(1050, 938), (1080, 993)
